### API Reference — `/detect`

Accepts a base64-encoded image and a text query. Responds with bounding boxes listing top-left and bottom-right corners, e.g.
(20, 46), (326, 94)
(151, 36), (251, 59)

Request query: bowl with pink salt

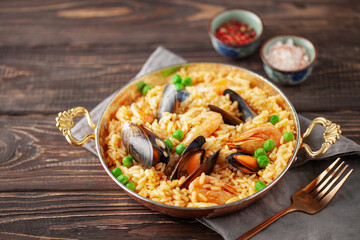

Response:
(260, 35), (317, 85)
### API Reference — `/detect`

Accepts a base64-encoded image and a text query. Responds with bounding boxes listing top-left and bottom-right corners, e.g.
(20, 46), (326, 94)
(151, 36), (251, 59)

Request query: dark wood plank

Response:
(0, 191), (220, 240)
(1, 0), (359, 114)
(0, 111), (359, 191)
(0, 0), (358, 47)
(1, 154), (359, 240)
(1, 45), (360, 114)
(0, 114), (107, 191)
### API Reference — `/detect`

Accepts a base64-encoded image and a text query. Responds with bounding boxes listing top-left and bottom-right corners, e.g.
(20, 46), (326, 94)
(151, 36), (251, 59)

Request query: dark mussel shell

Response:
(140, 125), (170, 165)
(165, 136), (205, 177)
(226, 152), (259, 174)
(121, 121), (170, 168)
(223, 89), (257, 122)
(174, 149), (205, 180)
(208, 104), (243, 126)
(169, 136), (220, 189)
(158, 84), (178, 120)
(178, 149), (221, 189)
(182, 135), (206, 156)
(177, 90), (190, 102)
(204, 149), (221, 175)
(169, 136), (206, 180)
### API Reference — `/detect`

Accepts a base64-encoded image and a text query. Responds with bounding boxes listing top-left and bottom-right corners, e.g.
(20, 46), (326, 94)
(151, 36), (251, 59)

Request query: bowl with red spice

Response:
(208, 8), (263, 59)
(260, 35), (317, 85)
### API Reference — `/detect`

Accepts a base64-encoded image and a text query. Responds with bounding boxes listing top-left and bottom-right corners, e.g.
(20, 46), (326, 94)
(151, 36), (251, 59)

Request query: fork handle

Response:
(237, 206), (296, 240)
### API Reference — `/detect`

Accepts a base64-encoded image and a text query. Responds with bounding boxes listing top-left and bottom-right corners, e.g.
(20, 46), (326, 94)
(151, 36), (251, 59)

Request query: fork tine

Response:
(319, 168), (353, 206)
(310, 161), (345, 197)
(314, 164), (348, 200)
(303, 158), (340, 193)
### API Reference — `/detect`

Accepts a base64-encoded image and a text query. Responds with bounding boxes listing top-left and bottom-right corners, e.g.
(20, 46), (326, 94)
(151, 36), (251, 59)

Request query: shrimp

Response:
(182, 111), (222, 145)
(189, 174), (237, 205)
(195, 79), (228, 95)
(227, 126), (282, 154)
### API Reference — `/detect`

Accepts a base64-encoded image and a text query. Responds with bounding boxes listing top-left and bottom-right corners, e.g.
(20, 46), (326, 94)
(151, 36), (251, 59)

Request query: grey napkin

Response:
(72, 47), (186, 155)
(72, 47), (360, 240)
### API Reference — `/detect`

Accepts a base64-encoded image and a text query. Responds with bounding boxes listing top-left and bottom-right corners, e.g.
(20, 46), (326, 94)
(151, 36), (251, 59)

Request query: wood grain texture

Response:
(1, 45), (360, 114)
(1, 0), (359, 239)
(1, 0), (359, 114)
(0, 191), (220, 240)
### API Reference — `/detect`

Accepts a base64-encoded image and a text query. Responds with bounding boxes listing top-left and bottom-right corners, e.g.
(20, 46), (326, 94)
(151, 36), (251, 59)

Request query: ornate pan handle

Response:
(301, 117), (341, 158)
(55, 107), (96, 146)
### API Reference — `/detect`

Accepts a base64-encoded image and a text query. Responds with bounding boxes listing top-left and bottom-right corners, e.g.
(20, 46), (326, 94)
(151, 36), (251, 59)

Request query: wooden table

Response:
(1, 0), (359, 239)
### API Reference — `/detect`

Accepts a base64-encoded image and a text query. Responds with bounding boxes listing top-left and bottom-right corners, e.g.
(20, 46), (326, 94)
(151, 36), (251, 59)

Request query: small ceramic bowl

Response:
(260, 35), (317, 85)
(208, 8), (263, 59)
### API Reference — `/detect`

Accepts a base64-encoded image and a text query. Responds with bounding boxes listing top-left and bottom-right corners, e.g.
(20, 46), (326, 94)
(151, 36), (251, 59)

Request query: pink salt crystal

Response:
(266, 39), (310, 71)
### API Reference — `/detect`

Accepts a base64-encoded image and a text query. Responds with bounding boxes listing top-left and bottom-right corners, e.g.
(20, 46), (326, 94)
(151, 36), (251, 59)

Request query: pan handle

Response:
(55, 107), (96, 146)
(301, 117), (341, 158)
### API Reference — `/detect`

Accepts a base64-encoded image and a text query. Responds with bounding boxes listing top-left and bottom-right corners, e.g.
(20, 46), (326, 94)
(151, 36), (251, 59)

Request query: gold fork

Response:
(238, 158), (353, 240)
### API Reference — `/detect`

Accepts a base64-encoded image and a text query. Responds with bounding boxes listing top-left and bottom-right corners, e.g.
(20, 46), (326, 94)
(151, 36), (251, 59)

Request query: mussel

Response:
(157, 84), (190, 120)
(164, 135), (206, 177)
(226, 152), (260, 174)
(223, 89), (256, 122)
(121, 121), (170, 168)
(169, 136), (220, 189)
(158, 84), (178, 120)
(177, 90), (190, 102)
(208, 104), (243, 126)
(207, 89), (257, 126)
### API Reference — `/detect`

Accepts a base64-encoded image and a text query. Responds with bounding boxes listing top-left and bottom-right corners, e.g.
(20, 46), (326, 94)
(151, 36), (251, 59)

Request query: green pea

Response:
(136, 81), (146, 92)
(142, 84), (152, 95)
(172, 129), (184, 141)
(122, 156), (133, 167)
(111, 167), (122, 178)
(181, 76), (193, 86)
(174, 83), (184, 91)
(269, 115), (280, 125)
(175, 143), (186, 155)
(264, 139), (276, 152)
(126, 181), (136, 191)
(172, 74), (182, 84)
(257, 155), (270, 168)
(283, 132), (294, 141)
(255, 181), (266, 191)
(254, 148), (266, 159)
(164, 138), (173, 150)
(117, 174), (129, 185)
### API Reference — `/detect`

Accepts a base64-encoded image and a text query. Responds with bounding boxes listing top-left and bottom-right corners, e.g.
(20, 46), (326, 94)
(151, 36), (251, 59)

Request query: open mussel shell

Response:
(226, 152), (259, 174)
(182, 135), (206, 156)
(178, 149), (221, 189)
(223, 89), (256, 122)
(204, 149), (221, 175)
(165, 136), (205, 177)
(140, 125), (170, 165)
(121, 121), (169, 168)
(174, 148), (205, 180)
(169, 136), (220, 189)
(208, 104), (243, 126)
(169, 136), (206, 180)
(158, 84), (178, 120)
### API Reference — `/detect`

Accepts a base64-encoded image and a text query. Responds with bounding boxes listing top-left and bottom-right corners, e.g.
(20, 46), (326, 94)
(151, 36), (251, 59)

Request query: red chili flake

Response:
(215, 20), (256, 46)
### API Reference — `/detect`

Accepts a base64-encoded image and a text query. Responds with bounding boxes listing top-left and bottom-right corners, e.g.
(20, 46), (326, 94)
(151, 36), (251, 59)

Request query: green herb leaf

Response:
(161, 66), (180, 77)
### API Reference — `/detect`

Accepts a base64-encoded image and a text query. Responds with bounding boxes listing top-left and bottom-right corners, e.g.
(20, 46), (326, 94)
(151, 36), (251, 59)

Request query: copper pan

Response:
(56, 63), (341, 218)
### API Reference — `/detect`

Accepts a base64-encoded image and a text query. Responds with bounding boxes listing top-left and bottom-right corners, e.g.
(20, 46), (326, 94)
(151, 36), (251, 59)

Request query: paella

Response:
(105, 65), (296, 208)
